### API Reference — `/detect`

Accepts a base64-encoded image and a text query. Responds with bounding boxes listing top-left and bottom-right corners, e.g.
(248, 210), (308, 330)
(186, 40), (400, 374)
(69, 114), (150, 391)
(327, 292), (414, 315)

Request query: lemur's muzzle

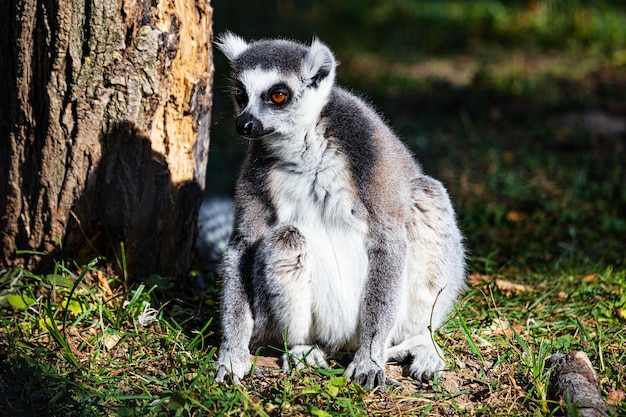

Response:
(236, 112), (275, 138)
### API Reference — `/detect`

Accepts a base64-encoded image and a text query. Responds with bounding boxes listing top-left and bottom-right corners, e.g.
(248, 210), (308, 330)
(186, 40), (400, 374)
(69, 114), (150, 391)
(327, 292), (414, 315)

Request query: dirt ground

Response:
(246, 352), (521, 416)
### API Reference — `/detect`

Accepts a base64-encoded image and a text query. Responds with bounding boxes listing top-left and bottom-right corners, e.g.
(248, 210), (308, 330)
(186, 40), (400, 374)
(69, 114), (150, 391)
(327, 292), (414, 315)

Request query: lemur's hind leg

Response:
(386, 333), (444, 382)
(390, 175), (465, 382)
(254, 225), (328, 370)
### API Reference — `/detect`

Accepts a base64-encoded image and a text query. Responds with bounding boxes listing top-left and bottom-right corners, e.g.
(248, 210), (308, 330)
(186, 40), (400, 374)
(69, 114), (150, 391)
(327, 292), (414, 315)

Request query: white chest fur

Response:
(266, 128), (369, 350)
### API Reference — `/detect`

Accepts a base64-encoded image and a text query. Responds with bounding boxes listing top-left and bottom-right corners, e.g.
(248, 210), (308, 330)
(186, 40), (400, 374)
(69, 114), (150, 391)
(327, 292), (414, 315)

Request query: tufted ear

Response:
(302, 38), (337, 88)
(215, 31), (249, 62)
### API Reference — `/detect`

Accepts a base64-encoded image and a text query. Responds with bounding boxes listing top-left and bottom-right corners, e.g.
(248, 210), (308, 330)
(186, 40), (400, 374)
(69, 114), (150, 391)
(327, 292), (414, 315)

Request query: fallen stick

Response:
(546, 351), (607, 417)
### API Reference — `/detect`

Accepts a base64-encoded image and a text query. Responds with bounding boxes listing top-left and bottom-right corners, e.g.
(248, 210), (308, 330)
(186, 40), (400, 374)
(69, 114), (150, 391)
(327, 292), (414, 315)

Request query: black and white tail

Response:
(196, 196), (234, 272)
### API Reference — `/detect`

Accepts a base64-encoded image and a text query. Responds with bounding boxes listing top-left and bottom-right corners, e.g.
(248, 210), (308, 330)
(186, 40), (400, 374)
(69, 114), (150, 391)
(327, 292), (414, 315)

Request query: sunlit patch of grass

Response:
(440, 265), (626, 415)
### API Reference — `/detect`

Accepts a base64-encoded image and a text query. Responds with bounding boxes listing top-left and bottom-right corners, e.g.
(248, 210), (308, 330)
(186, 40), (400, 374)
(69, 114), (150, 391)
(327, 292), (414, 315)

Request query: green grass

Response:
(450, 267), (626, 414)
(3, 1), (626, 415)
(2, 262), (624, 415)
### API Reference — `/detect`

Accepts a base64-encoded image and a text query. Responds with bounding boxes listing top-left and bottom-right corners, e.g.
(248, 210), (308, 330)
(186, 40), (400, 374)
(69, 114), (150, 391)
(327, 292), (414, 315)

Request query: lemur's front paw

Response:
(271, 225), (306, 251)
(282, 345), (328, 371)
(215, 350), (252, 384)
(344, 356), (386, 389)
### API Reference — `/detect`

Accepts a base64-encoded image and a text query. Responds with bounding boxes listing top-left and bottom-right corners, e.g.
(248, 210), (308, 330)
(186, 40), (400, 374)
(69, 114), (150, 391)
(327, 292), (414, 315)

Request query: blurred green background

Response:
(207, 0), (626, 273)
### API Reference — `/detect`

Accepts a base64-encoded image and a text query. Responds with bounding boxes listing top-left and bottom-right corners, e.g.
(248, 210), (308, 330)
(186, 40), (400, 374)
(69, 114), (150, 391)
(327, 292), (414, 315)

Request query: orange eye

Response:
(271, 92), (286, 104)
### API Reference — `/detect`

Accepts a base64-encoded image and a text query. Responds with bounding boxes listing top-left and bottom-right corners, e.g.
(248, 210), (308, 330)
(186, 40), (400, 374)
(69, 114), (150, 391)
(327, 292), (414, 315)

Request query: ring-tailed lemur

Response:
(214, 32), (466, 389)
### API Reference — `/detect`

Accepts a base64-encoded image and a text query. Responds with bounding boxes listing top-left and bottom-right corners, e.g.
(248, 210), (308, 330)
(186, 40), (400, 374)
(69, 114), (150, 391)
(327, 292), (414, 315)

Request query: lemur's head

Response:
(216, 32), (337, 139)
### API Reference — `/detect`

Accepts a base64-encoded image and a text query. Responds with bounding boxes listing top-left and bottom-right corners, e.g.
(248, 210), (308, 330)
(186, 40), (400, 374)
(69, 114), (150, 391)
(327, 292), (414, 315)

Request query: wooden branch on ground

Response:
(546, 351), (607, 417)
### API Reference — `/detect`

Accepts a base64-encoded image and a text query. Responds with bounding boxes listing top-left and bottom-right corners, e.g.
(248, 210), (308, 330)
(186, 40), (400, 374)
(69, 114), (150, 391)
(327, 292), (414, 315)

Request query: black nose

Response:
(236, 113), (264, 138)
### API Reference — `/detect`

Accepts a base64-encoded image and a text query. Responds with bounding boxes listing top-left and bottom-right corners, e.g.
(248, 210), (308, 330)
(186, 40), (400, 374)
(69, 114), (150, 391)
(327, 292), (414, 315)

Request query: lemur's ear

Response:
(302, 38), (337, 88)
(215, 32), (249, 62)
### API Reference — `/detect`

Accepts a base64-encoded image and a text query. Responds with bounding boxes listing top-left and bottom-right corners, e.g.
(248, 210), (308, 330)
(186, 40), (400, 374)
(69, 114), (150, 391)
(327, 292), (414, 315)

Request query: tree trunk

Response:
(0, 0), (213, 280)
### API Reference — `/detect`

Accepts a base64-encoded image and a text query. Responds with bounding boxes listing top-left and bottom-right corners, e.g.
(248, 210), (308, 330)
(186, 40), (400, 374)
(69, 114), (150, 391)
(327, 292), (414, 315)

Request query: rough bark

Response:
(547, 351), (607, 417)
(0, 0), (213, 280)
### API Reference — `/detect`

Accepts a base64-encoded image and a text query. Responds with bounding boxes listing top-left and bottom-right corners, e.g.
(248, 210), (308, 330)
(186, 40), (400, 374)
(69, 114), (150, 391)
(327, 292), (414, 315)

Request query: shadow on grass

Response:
(0, 340), (81, 417)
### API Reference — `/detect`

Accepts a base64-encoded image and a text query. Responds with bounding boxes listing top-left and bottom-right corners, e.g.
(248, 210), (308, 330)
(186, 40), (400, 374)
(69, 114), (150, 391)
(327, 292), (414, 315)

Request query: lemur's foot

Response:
(407, 345), (444, 382)
(387, 336), (445, 382)
(282, 345), (328, 371)
(215, 349), (252, 385)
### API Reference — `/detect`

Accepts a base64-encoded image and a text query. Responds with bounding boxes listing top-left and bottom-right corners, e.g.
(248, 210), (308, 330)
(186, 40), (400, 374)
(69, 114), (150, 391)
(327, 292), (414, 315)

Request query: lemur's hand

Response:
(344, 352), (387, 389)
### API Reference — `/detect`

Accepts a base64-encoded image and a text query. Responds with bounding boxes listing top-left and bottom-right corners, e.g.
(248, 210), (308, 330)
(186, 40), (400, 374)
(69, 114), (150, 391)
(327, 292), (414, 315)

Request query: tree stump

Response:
(0, 0), (213, 280)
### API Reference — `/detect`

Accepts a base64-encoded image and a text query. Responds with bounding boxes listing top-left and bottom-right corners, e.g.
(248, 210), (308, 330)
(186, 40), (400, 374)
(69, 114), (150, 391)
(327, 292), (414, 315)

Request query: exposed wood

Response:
(547, 351), (607, 417)
(0, 0), (213, 279)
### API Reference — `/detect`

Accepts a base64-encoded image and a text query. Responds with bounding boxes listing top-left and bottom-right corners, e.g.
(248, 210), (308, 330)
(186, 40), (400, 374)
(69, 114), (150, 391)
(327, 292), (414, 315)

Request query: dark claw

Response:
(356, 370), (386, 390)
(367, 372), (375, 388)
(409, 369), (434, 383)
(215, 365), (228, 383)
(422, 372), (433, 383)
(253, 368), (268, 375)
(214, 364), (243, 386)
(355, 373), (366, 386)
(386, 376), (402, 387)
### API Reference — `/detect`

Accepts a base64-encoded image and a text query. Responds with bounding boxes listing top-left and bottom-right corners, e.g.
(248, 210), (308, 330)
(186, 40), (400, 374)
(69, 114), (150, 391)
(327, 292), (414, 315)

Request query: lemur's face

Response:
(216, 33), (337, 140)
(231, 69), (306, 139)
